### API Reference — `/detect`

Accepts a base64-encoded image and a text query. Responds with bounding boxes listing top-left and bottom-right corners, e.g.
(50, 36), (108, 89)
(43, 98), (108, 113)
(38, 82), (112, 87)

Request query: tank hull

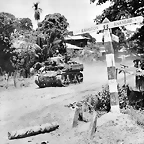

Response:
(35, 71), (83, 88)
(34, 57), (84, 88)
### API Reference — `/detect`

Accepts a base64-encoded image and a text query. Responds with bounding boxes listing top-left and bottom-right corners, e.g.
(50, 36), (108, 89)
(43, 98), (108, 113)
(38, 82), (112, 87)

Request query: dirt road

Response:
(1, 61), (144, 144)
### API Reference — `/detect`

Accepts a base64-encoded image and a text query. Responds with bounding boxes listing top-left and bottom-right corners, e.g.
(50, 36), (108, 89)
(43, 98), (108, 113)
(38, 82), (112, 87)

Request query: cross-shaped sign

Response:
(73, 16), (143, 113)
(73, 16), (143, 35)
(102, 18), (120, 43)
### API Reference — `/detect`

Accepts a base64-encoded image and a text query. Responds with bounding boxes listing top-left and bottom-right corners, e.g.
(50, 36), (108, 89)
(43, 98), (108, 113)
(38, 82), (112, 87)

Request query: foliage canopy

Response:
(90, 0), (144, 53)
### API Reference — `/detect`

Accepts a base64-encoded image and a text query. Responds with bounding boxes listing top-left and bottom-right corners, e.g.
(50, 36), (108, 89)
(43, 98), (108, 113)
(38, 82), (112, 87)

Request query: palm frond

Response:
(38, 8), (42, 13)
(32, 2), (40, 10)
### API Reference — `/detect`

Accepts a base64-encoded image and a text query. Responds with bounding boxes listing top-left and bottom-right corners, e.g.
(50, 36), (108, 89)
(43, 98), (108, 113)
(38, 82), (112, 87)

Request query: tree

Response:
(90, 0), (144, 53)
(11, 27), (42, 77)
(11, 41), (41, 78)
(19, 18), (33, 30)
(0, 12), (16, 72)
(37, 13), (69, 59)
(91, 0), (144, 21)
(32, 2), (42, 25)
(0, 12), (39, 78)
(129, 25), (144, 53)
(38, 13), (69, 35)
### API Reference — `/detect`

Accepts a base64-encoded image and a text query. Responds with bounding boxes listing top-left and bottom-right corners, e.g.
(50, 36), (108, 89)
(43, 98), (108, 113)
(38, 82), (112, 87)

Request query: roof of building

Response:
(65, 35), (90, 40)
(66, 43), (83, 50)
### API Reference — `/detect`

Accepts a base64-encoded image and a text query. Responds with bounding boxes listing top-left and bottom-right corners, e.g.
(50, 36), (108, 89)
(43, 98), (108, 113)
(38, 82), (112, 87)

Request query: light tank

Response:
(35, 56), (84, 88)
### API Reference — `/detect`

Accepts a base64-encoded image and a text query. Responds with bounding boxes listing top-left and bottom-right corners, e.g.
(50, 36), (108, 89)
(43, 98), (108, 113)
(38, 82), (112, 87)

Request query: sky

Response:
(0, 0), (141, 42)
(0, 0), (111, 31)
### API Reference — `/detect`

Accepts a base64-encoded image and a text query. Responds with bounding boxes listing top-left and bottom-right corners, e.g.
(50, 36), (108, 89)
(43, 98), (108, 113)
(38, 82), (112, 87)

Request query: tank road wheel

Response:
(69, 74), (74, 83)
(38, 79), (46, 88)
(60, 74), (69, 87)
(35, 79), (45, 88)
(35, 75), (39, 85)
(55, 75), (62, 86)
(77, 73), (83, 83)
(38, 83), (45, 88)
(35, 75), (46, 88)
(73, 74), (78, 84)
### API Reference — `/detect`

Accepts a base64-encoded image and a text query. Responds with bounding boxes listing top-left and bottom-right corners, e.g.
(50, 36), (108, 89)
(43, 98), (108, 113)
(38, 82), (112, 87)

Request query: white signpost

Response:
(73, 16), (143, 113)
(73, 16), (143, 35)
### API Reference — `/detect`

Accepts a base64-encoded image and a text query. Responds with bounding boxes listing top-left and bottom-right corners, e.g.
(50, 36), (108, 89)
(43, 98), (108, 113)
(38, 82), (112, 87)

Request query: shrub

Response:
(84, 84), (144, 127)
(85, 84), (129, 112)
(129, 107), (144, 127)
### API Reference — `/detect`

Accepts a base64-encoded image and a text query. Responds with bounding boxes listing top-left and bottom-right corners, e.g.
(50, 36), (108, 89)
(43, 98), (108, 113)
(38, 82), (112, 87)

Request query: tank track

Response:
(35, 72), (83, 88)
(57, 72), (83, 87)
(34, 56), (84, 88)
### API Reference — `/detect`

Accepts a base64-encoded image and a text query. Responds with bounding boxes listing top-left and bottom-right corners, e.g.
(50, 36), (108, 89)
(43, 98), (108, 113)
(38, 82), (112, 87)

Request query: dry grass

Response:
(83, 83), (144, 129)
(128, 107), (144, 127)
(0, 76), (34, 91)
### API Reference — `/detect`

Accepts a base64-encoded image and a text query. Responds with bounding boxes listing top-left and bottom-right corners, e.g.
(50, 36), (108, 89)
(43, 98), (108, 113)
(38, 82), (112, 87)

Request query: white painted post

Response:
(73, 16), (143, 113)
(103, 18), (120, 113)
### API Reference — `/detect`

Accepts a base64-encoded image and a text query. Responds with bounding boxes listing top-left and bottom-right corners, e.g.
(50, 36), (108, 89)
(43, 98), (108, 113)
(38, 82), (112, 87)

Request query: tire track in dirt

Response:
(0, 61), (136, 143)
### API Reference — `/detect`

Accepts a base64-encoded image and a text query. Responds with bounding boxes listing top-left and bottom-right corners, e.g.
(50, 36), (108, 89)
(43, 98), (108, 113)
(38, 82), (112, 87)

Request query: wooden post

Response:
(120, 64), (128, 85)
(72, 107), (82, 127)
(89, 111), (97, 139)
(124, 70), (126, 85)
(5, 72), (9, 89)
(116, 68), (118, 80)
(13, 70), (17, 88)
(103, 18), (120, 113)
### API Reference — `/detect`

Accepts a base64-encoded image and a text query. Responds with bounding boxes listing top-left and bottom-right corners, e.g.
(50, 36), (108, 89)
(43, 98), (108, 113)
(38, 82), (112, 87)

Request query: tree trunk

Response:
(37, 20), (39, 27)
(13, 70), (17, 88)
(25, 69), (28, 78)
(45, 41), (53, 60)
(5, 72), (9, 89)
(8, 122), (59, 140)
